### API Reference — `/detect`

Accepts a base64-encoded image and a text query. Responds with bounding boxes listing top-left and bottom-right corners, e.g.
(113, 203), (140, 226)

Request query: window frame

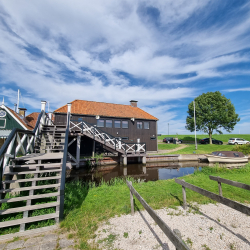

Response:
(144, 121), (149, 129)
(137, 121), (143, 129)
(106, 120), (112, 128)
(114, 120), (121, 128)
(0, 118), (6, 128)
(122, 121), (129, 129)
(97, 119), (105, 128)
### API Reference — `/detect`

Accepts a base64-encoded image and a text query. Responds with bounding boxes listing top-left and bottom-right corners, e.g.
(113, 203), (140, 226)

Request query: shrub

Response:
(232, 144), (250, 155)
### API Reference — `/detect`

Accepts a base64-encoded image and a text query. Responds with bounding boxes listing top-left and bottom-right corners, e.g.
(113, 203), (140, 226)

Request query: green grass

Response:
(159, 144), (233, 155)
(158, 134), (250, 142)
(61, 164), (250, 249)
(158, 143), (180, 150)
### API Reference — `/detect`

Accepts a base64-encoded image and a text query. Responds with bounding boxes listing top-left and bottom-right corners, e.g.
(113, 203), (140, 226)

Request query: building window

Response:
(122, 121), (128, 128)
(137, 122), (142, 129)
(144, 122), (149, 129)
(114, 120), (121, 128)
(150, 137), (156, 140)
(0, 119), (6, 128)
(78, 117), (83, 121)
(97, 119), (104, 127)
(106, 120), (112, 128)
(122, 137), (129, 140)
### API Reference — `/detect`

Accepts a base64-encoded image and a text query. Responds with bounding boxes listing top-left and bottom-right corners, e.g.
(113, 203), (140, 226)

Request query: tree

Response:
(186, 91), (240, 144)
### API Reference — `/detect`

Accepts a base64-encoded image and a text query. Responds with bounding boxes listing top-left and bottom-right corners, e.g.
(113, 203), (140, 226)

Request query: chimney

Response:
(18, 108), (27, 117)
(130, 100), (138, 107)
(14, 103), (17, 112)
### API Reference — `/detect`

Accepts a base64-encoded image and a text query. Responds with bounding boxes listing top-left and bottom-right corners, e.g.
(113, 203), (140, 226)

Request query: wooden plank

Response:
(0, 184), (60, 193)
(13, 163), (62, 167)
(0, 213), (59, 228)
(5, 169), (62, 175)
(175, 179), (250, 216)
(209, 176), (250, 191)
(0, 192), (60, 203)
(2, 176), (61, 184)
(0, 202), (60, 215)
(126, 180), (190, 250)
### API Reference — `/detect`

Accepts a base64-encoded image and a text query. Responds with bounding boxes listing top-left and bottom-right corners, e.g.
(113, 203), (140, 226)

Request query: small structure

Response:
(53, 100), (158, 165)
(0, 104), (34, 148)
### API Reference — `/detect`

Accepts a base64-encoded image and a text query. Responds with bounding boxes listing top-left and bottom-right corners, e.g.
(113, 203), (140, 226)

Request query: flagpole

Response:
(193, 100), (197, 150)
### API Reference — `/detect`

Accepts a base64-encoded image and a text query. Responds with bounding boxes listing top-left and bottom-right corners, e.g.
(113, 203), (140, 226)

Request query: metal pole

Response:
(168, 123), (169, 135)
(193, 101), (197, 150)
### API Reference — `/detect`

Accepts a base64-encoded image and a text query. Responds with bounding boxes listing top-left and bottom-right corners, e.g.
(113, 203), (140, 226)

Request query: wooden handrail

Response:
(175, 178), (250, 216)
(126, 180), (190, 250)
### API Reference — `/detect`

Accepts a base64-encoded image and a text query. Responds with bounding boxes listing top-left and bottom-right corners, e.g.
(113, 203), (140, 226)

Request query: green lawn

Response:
(160, 144), (233, 155)
(61, 164), (250, 249)
(158, 143), (180, 150)
(158, 134), (250, 143)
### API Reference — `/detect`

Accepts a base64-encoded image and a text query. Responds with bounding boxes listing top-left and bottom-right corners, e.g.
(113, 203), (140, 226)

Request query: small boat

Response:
(205, 151), (248, 163)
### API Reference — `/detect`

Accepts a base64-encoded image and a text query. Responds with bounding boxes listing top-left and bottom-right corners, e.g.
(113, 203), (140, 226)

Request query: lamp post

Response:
(168, 123), (169, 135)
(193, 101), (197, 150)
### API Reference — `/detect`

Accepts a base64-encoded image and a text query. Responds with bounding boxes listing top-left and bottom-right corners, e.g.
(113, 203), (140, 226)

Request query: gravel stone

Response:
(41, 234), (58, 243)
(5, 240), (25, 250)
(91, 203), (250, 250)
(23, 245), (40, 250)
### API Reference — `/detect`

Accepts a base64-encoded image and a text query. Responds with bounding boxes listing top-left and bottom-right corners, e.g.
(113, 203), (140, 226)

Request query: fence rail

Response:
(70, 120), (146, 154)
(209, 176), (250, 197)
(126, 180), (190, 250)
(175, 178), (250, 216)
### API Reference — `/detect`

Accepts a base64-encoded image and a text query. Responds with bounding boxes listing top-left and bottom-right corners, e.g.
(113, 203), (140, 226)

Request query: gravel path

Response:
(91, 203), (250, 250)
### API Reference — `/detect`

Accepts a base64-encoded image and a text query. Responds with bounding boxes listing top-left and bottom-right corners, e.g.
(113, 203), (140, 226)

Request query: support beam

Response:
(123, 156), (127, 165)
(92, 140), (95, 158)
(142, 156), (146, 164)
(76, 135), (81, 169)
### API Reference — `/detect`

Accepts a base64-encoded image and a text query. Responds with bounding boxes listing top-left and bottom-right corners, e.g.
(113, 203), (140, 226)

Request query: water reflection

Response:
(68, 161), (209, 183)
(68, 161), (248, 183)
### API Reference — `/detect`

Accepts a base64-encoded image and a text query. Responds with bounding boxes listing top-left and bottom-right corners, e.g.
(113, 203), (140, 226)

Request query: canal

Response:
(67, 161), (247, 183)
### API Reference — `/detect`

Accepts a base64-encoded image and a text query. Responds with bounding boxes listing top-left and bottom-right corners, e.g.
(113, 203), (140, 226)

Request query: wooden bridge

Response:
(0, 102), (148, 233)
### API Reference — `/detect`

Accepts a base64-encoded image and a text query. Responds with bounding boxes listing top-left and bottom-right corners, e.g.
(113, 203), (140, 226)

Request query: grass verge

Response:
(157, 143), (180, 150)
(61, 163), (250, 249)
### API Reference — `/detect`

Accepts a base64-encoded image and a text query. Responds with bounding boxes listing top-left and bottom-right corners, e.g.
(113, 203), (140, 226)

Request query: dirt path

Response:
(153, 144), (188, 154)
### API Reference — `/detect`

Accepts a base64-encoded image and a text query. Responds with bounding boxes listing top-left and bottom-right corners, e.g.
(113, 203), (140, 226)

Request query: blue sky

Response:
(0, 0), (250, 134)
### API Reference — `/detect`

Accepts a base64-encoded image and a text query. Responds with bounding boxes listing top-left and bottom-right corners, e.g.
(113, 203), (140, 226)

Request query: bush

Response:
(232, 144), (250, 155)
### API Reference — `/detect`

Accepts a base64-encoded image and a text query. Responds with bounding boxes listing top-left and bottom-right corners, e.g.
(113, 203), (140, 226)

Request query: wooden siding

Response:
(55, 113), (157, 151)
(0, 108), (24, 130)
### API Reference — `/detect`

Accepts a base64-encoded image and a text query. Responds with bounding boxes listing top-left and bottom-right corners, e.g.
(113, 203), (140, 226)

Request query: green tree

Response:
(186, 91), (240, 144)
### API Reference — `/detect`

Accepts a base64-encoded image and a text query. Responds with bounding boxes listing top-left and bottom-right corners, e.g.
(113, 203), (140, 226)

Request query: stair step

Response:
(2, 176), (61, 184)
(5, 169), (62, 175)
(0, 213), (59, 228)
(0, 192), (59, 203)
(0, 202), (60, 215)
(0, 184), (60, 193)
(13, 163), (62, 168)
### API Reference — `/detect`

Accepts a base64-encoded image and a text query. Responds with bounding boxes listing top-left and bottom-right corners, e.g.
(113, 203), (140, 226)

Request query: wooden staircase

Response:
(0, 110), (70, 234)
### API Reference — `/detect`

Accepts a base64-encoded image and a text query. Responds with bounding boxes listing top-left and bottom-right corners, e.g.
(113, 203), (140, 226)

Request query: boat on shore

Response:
(205, 151), (248, 163)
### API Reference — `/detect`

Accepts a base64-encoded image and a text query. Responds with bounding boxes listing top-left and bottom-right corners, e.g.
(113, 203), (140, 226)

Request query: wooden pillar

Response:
(142, 156), (146, 164)
(92, 140), (95, 158)
(123, 156), (127, 165)
(123, 166), (127, 176)
(128, 181), (134, 215)
(76, 135), (81, 169)
(218, 181), (223, 196)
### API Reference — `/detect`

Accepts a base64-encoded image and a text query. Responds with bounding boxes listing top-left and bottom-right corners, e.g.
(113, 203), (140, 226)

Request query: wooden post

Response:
(182, 185), (187, 210)
(92, 140), (95, 158)
(173, 229), (182, 250)
(76, 135), (81, 169)
(128, 181), (134, 215)
(218, 180), (223, 196)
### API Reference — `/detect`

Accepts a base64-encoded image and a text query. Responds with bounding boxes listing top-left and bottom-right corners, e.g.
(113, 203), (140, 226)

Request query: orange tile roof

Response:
(54, 100), (158, 120)
(26, 112), (40, 129)
(7, 107), (34, 130)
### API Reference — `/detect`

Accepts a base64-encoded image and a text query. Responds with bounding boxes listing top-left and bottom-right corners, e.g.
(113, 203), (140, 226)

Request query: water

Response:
(68, 161), (209, 183)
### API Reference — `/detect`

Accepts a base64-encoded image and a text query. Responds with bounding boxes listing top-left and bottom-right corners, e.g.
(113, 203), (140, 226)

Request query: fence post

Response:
(128, 181), (134, 215)
(182, 184), (187, 210)
(218, 177), (223, 196)
(173, 229), (186, 250)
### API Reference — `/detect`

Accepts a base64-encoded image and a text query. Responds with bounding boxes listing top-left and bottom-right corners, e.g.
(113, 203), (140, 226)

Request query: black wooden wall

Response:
(55, 113), (158, 151)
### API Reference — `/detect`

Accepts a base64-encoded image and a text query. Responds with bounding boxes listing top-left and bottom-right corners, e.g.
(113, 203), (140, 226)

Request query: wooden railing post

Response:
(218, 177), (223, 196)
(173, 229), (185, 250)
(182, 183), (187, 210)
(128, 181), (134, 215)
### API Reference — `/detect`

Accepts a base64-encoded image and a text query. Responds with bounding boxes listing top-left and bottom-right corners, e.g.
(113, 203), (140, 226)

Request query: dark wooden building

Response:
(54, 100), (158, 152)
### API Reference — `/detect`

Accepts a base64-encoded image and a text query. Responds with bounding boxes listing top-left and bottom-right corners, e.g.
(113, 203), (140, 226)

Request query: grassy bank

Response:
(157, 143), (180, 150)
(62, 163), (250, 249)
(158, 134), (250, 142)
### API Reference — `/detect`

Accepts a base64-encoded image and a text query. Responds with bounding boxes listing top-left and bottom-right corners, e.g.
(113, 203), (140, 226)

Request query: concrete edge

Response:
(0, 225), (59, 242)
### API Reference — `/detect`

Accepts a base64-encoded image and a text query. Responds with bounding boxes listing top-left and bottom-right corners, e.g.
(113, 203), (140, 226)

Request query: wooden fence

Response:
(126, 180), (190, 250)
(175, 177), (250, 216)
